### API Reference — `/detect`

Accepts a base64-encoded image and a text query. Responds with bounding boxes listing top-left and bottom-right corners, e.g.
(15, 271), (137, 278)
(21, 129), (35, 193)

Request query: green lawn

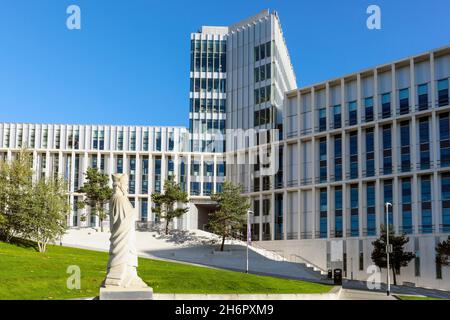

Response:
(397, 295), (448, 301)
(0, 240), (332, 300)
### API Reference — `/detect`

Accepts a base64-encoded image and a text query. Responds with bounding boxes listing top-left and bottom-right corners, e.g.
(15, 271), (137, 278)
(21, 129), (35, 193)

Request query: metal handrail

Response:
(290, 254), (327, 274)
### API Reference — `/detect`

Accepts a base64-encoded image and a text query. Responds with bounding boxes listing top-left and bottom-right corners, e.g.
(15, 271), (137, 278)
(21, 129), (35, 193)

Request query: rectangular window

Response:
(350, 185), (359, 237)
(333, 105), (341, 129)
(400, 121), (411, 173)
(129, 156), (136, 194)
(366, 182), (376, 236)
(382, 125), (392, 175)
(42, 129), (48, 148)
(254, 67), (259, 83)
(130, 131), (136, 151)
(348, 101), (357, 126)
(365, 128), (375, 177)
(203, 182), (213, 196)
(116, 155), (123, 174)
(154, 157), (161, 193)
(141, 199), (148, 221)
(275, 194), (283, 240)
(98, 130), (104, 150)
(155, 132), (161, 151)
(260, 64), (266, 81)
(436, 237), (443, 279)
(401, 178), (413, 234)
(420, 176), (433, 234)
(319, 108), (326, 132)
(441, 173), (450, 233)
(440, 113), (450, 167)
(254, 46), (260, 62)
(141, 156), (149, 194)
(364, 97), (374, 122)
(30, 129), (35, 148)
(414, 238), (420, 277)
(143, 131), (149, 151)
(168, 132), (174, 151)
(266, 63), (271, 80)
(399, 88), (409, 115)
(359, 240), (364, 271)
(349, 132), (358, 179)
(73, 130), (80, 150)
(319, 138), (327, 183)
(438, 79), (449, 107)
(92, 130), (98, 149)
(381, 93), (391, 119)
(334, 136), (342, 182)
(319, 189), (327, 238)
(117, 131), (123, 151)
(262, 198), (271, 216)
(260, 43), (266, 60)
(55, 129), (60, 149)
(254, 89), (260, 105)
(418, 83), (429, 110)
(334, 187), (343, 238)
(190, 182), (200, 196)
(419, 118), (430, 170)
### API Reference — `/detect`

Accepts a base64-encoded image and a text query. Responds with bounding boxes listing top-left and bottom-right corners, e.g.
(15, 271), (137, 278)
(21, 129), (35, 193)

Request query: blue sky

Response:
(0, 0), (449, 127)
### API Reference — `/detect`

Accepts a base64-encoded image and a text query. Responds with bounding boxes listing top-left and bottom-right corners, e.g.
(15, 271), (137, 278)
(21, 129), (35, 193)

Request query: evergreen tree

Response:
(151, 179), (189, 235)
(209, 181), (250, 252)
(436, 236), (450, 267)
(371, 225), (415, 285)
(77, 167), (113, 232)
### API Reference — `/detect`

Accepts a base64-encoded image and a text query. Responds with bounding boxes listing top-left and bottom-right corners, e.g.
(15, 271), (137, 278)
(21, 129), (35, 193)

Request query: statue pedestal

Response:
(99, 286), (153, 300)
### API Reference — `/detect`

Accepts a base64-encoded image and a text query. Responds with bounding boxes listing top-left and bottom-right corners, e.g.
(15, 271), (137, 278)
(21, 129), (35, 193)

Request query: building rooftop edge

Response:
(286, 43), (450, 96)
(229, 9), (270, 32)
(0, 122), (188, 129)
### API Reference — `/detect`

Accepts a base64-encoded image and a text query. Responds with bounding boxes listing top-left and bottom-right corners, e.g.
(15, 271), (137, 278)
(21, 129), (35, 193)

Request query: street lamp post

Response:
(385, 202), (392, 296)
(246, 210), (254, 274)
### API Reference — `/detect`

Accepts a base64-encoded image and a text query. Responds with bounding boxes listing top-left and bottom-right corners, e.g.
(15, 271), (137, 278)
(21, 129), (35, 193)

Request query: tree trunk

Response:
(100, 217), (104, 232)
(165, 219), (169, 235)
(392, 266), (397, 286)
(5, 231), (12, 243)
(220, 235), (225, 252)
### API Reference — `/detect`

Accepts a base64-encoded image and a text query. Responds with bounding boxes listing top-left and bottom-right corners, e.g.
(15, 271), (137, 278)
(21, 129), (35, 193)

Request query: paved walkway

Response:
(61, 229), (326, 283)
(342, 280), (450, 300)
(339, 289), (397, 300)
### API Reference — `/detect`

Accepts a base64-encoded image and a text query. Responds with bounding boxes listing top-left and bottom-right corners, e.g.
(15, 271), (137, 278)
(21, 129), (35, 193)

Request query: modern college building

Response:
(1, 10), (450, 290)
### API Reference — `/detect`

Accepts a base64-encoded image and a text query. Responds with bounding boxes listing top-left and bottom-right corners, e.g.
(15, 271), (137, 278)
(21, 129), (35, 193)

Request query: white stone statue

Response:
(103, 173), (148, 289)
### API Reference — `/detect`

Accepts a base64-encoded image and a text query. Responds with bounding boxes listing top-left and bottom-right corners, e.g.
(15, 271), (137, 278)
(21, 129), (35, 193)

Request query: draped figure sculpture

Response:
(103, 173), (147, 288)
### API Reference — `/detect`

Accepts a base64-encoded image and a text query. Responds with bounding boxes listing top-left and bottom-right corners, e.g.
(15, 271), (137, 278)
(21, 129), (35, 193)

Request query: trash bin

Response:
(327, 269), (333, 279)
(333, 268), (342, 285)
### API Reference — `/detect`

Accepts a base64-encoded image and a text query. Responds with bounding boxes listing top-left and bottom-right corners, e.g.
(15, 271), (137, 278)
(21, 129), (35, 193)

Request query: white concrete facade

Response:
(1, 10), (450, 290)
(0, 124), (225, 230)
(244, 46), (450, 290)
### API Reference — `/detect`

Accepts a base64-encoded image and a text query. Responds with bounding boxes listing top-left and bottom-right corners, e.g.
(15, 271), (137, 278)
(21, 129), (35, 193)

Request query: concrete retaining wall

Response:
(153, 287), (341, 300)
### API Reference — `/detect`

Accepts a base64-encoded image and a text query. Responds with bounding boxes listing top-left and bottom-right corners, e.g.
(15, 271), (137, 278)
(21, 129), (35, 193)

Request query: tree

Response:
(436, 236), (450, 267)
(151, 179), (189, 235)
(209, 181), (250, 252)
(371, 225), (415, 285)
(77, 167), (113, 232)
(26, 178), (69, 253)
(0, 149), (33, 242)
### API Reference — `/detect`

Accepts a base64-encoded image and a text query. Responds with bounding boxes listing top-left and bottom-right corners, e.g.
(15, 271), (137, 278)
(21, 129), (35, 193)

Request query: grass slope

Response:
(0, 241), (332, 300)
